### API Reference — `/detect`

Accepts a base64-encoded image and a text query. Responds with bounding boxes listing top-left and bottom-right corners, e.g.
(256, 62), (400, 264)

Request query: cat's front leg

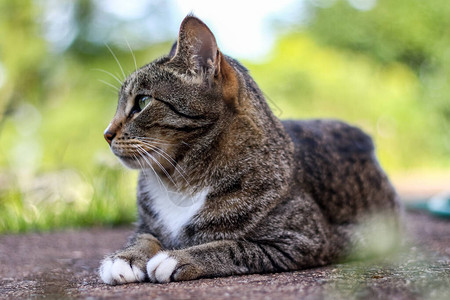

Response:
(146, 239), (314, 283)
(99, 233), (162, 285)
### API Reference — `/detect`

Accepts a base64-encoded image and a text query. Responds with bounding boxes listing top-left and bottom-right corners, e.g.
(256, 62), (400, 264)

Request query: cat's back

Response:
(283, 119), (398, 224)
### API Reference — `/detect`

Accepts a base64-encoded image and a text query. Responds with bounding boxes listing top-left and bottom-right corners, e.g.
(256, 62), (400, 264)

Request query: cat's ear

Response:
(168, 41), (177, 58)
(172, 16), (220, 79)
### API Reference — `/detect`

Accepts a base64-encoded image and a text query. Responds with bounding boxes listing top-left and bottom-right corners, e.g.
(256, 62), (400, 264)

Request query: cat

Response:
(99, 15), (400, 285)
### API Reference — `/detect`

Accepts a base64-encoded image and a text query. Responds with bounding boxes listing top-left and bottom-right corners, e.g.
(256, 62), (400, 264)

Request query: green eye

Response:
(138, 95), (153, 110)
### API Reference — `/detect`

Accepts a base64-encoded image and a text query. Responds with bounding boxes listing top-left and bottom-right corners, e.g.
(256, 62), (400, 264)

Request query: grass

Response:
(0, 166), (137, 233)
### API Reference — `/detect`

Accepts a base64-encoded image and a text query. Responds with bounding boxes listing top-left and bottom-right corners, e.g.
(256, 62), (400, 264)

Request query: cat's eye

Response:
(137, 95), (153, 111)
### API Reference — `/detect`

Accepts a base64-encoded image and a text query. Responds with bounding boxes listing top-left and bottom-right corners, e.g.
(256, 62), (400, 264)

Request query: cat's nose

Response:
(104, 123), (117, 145)
(104, 121), (122, 145)
(104, 130), (116, 145)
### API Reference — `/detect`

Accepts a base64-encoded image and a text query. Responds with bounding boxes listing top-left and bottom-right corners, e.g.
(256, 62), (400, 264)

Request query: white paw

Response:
(99, 258), (145, 285)
(146, 252), (178, 283)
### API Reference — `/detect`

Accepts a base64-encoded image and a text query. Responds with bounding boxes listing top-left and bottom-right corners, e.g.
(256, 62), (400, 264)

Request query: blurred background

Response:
(0, 0), (449, 233)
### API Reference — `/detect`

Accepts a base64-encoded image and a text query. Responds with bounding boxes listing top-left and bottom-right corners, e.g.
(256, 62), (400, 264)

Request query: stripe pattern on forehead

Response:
(162, 65), (205, 85)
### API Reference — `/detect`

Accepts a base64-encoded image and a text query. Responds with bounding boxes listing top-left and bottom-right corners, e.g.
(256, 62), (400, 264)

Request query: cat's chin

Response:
(117, 156), (142, 170)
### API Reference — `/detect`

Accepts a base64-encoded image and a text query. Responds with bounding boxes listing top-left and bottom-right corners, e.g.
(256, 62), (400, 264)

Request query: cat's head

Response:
(103, 16), (242, 173)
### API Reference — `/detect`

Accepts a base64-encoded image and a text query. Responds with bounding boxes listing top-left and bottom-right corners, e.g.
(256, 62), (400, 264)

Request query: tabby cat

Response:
(99, 15), (400, 285)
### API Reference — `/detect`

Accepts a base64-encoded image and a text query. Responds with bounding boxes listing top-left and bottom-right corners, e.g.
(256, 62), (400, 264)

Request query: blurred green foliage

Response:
(248, 34), (426, 170)
(303, 0), (450, 164)
(0, 0), (449, 233)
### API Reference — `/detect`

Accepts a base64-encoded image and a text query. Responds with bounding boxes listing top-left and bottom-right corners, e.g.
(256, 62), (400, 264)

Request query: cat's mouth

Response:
(112, 146), (161, 170)
(109, 144), (143, 168)
(116, 154), (134, 160)
(114, 153), (144, 169)
(111, 143), (154, 159)
(110, 140), (176, 172)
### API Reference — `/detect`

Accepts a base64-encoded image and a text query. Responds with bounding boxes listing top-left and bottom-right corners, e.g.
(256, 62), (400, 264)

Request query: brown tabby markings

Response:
(99, 15), (400, 285)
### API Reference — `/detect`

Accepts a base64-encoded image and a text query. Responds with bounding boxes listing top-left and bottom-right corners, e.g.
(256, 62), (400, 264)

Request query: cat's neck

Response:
(139, 169), (210, 244)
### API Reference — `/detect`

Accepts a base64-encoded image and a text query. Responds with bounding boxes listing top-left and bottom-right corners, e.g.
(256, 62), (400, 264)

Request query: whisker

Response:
(145, 153), (178, 189)
(136, 144), (196, 208)
(98, 79), (119, 93)
(136, 140), (175, 146)
(133, 137), (192, 190)
(92, 68), (123, 85)
(125, 38), (138, 73)
(137, 141), (179, 166)
(105, 43), (126, 81)
(136, 137), (177, 145)
(135, 146), (168, 193)
(136, 145), (179, 189)
(138, 141), (191, 187)
(132, 153), (149, 182)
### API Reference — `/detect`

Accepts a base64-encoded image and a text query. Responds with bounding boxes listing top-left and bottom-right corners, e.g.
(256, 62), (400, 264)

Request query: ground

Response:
(0, 211), (449, 299)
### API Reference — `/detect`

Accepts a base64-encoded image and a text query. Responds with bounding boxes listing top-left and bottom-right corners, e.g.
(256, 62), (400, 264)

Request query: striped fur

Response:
(99, 16), (400, 284)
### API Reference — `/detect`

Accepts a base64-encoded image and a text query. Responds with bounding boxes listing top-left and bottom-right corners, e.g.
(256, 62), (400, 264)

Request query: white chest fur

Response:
(143, 173), (209, 241)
